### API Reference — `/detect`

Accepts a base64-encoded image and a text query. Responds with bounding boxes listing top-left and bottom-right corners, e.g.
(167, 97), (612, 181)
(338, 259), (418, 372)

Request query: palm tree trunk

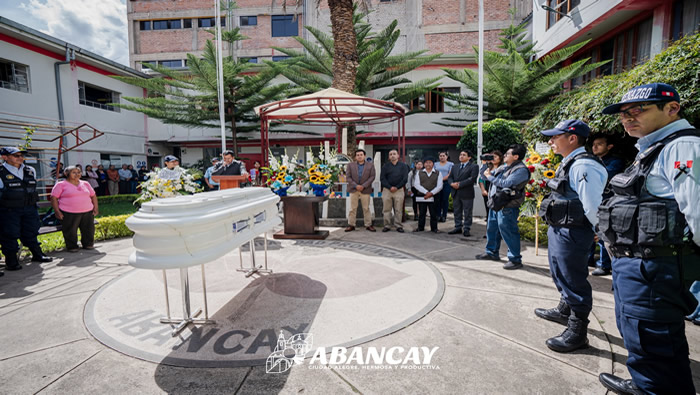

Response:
(328, 0), (358, 156)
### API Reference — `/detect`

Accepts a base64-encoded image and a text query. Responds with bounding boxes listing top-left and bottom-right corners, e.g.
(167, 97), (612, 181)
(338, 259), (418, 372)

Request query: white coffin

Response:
(126, 188), (281, 270)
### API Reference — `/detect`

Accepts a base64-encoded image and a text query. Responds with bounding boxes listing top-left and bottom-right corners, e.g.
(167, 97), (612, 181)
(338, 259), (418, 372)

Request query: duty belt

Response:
(608, 244), (696, 259)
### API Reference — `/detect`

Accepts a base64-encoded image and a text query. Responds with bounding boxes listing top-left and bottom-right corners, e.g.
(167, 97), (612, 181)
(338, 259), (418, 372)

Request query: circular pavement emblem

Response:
(85, 239), (445, 367)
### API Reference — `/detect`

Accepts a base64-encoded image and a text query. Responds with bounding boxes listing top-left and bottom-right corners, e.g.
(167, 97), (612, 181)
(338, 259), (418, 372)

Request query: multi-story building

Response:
(532, 0), (699, 87)
(126, 0), (533, 166)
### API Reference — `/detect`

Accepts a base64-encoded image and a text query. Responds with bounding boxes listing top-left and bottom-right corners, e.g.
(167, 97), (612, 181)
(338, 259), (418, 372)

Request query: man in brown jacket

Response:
(345, 149), (376, 232)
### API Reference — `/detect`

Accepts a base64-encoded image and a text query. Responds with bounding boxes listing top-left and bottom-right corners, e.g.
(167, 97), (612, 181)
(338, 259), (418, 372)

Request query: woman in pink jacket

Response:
(50, 166), (99, 252)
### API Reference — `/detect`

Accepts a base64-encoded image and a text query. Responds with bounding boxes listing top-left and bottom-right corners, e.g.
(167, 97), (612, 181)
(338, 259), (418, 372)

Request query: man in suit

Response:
(345, 149), (376, 232)
(447, 149), (479, 237)
(213, 150), (248, 177)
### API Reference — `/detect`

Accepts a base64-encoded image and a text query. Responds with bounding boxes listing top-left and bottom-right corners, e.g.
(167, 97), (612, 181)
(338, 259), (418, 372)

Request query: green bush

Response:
(97, 194), (139, 204)
(523, 32), (700, 142)
(458, 118), (524, 155)
(518, 216), (549, 246)
(31, 214), (135, 256)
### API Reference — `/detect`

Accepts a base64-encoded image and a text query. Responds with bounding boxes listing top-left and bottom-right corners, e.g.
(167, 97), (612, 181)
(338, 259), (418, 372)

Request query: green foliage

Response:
(31, 214), (134, 255)
(437, 23), (608, 127)
(97, 201), (139, 218)
(113, 29), (301, 152)
(97, 194), (139, 205)
(457, 118), (523, 155)
(273, 7), (442, 101)
(518, 216), (548, 246)
(523, 31), (700, 141)
(20, 127), (35, 150)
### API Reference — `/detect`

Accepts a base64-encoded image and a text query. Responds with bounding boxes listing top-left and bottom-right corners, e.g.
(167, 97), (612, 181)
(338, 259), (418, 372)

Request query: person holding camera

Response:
(475, 144), (529, 270)
(535, 120), (607, 354)
(478, 151), (503, 224)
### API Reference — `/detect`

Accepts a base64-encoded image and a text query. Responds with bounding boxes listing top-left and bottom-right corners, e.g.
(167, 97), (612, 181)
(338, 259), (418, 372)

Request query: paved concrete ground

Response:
(1, 216), (698, 394)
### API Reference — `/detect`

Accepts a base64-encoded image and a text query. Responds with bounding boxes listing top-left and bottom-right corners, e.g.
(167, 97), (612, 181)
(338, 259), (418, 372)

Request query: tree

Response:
(273, 5), (442, 154)
(457, 118), (523, 156)
(114, 28), (295, 155)
(435, 23), (610, 128)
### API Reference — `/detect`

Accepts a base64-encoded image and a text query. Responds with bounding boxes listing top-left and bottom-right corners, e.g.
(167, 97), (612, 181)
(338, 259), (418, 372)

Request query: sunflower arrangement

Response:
(262, 151), (300, 196)
(299, 145), (342, 196)
(521, 146), (561, 217)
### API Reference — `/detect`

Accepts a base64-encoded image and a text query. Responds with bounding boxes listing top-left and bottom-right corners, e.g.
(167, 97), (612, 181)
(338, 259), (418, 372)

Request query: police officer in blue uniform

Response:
(597, 83), (699, 394)
(0, 147), (53, 272)
(535, 120), (608, 352)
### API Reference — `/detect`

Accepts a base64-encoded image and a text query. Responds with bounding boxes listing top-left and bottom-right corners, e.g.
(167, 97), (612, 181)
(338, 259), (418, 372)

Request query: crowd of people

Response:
(1, 82), (698, 394)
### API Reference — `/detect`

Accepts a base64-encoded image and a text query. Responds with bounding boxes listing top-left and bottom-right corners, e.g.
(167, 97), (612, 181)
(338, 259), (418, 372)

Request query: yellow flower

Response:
(310, 176), (320, 183)
(543, 170), (555, 179)
(276, 176), (284, 181)
(278, 172), (286, 178)
(314, 171), (324, 178)
(529, 154), (541, 163)
(280, 165), (287, 171)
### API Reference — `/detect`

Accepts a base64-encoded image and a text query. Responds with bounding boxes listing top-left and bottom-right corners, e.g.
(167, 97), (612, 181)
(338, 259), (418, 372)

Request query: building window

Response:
(159, 60), (183, 68)
(271, 15), (298, 37)
(78, 81), (120, 112)
(545, 0), (581, 30)
(0, 59), (30, 93)
(198, 17), (226, 28)
(240, 16), (257, 26)
(409, 88), (459, 113)
(140, 61), (156, 70)
(183, 18), (192, 29)
(241, 57), (258, 63)
(272, 56), (290, 62)
(153, 19), (181, 30)
(139, 20), (151, 31)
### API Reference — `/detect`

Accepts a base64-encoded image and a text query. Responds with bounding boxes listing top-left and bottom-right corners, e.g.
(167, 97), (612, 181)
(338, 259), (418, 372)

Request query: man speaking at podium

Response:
(213, 150), (249, 178)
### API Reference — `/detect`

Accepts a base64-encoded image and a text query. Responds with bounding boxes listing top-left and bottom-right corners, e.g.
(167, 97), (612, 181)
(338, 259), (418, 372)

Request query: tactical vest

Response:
(0, 165), (39, 208)
(417, 171), (439, 195)
(539, 152), (603, 228)
(598, 128), (700, 251)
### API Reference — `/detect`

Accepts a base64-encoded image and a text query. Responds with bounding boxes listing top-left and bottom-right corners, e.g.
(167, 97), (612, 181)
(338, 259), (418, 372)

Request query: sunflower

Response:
(280, 165), (287, 171)
(313, 171), (324, 178)
(276, 176), (285, 182)
(309, 176), (320, 184)
(528, 154), (541, 163)
(543, 170), (555, 179)
(278, 172), (286, 178)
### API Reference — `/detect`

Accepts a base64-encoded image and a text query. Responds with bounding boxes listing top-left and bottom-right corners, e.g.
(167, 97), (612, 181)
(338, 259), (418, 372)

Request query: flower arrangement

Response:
(262, 151), (300, 196)
(136, 167), (203, 204)
(520, 146), (561, 217)
(299, 145), (341, 196)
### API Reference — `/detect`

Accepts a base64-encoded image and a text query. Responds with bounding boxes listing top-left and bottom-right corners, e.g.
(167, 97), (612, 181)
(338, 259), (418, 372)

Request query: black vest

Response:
(539, 152), (603, 228)
(598, 128), (700, 248)
(417, 170), (439, 194)
(488, 162), (529, 210)
(0, 165), (39, 208)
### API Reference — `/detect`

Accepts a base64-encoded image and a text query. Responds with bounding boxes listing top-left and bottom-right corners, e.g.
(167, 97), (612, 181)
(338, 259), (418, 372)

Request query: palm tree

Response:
(435, 23), (610, 127)
(274, 4), (442, 154)
(113, 29), (296, 155)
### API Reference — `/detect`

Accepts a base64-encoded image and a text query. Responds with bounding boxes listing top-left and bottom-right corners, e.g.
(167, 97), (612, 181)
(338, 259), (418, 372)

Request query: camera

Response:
(480, 154), (494, 161)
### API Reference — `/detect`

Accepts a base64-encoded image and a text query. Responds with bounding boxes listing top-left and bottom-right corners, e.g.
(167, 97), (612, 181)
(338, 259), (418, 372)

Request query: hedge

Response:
(458, 118), (524, 155)
(97, 194), (139, 205)
(522, 31), (700, 142)
(518, 216), (549, 247)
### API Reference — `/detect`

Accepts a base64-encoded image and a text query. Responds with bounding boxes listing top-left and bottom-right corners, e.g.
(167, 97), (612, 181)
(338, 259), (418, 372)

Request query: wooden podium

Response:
(274, 195), (329, 240)
(211, 175), (247, 190)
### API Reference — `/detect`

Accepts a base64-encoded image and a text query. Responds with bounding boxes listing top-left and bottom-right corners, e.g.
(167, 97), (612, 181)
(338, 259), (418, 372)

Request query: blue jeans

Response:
(485, 207), (521, 263)
(588, 239), (612, 270)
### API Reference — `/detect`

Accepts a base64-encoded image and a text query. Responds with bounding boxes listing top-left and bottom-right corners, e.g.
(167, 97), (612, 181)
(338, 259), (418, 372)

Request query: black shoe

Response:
(439, 217), (447, 223)
(693, 318), (700, 326)
(30, 247), (52, 263)
(535, 299), (571, 325)
(3, 254), (22, 271)
(382, 227), (391, 232)
(0, 270), (3, 277)
(413, 228), (424, 232)
(598, 373), (644, 395)
(475, 253), (500, 261)
(503, 261), (523, 270)
(482, 235), (487, 239)
(591, 267), (611, 276)
(546, 313), (589, 353)
(448, 228), (463, 235)
(463, 231), (471, 237)
(396, 228), (404, 233)
(5, 264), (22, 271)
(431, 229), (440, 233)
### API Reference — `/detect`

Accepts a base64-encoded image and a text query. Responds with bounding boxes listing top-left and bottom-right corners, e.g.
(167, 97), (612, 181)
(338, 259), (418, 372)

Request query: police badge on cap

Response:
(0, 147), (28, 156)
(602, 83), (680, 115)
(164, 155), (179, 163)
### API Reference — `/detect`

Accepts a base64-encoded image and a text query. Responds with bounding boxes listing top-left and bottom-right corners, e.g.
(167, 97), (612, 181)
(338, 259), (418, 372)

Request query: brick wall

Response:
(424, 30), (501, 55)
(239, 15), (303, 51)
(423, 0), (461, 26)
(139, 29), (196, 54)
(132, 0), (219, 13)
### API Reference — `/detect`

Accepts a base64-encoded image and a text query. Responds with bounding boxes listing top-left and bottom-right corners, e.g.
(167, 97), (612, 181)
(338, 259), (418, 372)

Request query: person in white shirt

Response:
(158, 155), (183, 181)
(412, 157), (443, 233)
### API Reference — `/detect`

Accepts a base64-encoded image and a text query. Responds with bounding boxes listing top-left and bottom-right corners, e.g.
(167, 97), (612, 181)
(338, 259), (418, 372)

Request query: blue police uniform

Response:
(536, 120), (608, 353)
(589, 154), (625, 272)
(0, 147), (52, 270)
(597, 84), (699, 394)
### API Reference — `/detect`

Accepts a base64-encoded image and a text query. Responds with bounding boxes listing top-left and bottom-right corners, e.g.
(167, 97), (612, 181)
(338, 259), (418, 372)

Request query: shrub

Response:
(30, 214), (134, 256)
(523, 32), (700, 142)
(458, 118), (524, 156)
(97, 194), (139, 205)
(518, 216), (548, 246)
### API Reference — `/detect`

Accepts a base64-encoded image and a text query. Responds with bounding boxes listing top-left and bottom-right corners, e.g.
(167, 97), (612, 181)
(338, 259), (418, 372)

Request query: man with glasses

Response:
(0, 147), (53, 273)
(535, 120), (608, 353)
(596, 83), (699, 395)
